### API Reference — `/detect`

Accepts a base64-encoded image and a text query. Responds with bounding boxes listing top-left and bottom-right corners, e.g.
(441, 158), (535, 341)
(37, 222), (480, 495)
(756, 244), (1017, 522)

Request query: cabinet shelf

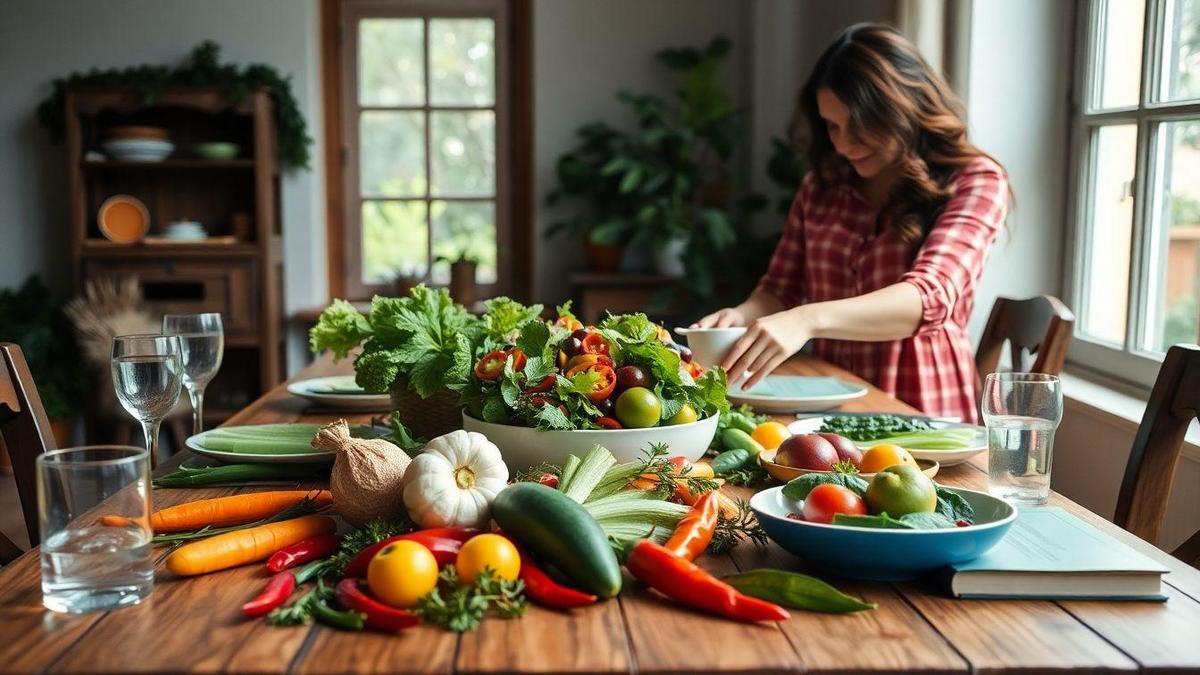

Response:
(82, 159), (256, 171)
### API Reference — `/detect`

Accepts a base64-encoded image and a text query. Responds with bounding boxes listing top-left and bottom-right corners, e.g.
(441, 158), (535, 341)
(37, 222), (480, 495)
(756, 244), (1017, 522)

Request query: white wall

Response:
(0, 0), (327, 368)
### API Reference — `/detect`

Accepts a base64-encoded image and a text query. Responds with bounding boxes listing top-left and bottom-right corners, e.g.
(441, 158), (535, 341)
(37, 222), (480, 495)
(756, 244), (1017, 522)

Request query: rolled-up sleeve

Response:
(900, 158), (1008, 336)
(757, 173), (814, 308)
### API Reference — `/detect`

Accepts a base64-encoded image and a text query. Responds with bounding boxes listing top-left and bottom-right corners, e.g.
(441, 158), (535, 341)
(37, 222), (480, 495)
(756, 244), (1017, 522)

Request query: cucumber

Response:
(726, 413), (758, 435)
(491, 482), (622, 598)
(711, 448), (752, 475)
(721, 428), (766, 457)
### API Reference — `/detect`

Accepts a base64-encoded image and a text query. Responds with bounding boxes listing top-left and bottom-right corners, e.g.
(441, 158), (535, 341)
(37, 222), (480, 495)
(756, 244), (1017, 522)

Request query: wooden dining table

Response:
(3, 354), (1200, 674)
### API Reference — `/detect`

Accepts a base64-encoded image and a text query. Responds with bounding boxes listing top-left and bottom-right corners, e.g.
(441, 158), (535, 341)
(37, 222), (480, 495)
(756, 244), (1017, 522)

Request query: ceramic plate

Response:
(727, 375), (867, 413)
(787, 414), (987, 466)
(287, 375), (393, 412)
(185, 422), (386, 464)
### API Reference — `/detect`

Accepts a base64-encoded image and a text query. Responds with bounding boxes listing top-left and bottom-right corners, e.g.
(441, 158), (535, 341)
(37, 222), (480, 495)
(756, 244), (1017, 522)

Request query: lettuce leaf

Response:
(309, 300), (372, 359)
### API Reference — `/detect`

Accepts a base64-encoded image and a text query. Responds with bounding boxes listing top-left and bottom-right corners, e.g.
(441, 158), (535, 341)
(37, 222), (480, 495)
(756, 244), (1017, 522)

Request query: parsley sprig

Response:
(415, 565), (528, 633)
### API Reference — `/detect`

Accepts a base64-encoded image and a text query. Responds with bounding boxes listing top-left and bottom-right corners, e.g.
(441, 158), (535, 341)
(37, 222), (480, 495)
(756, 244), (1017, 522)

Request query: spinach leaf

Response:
(935, 487), (975, 523)
(781, 472), (870, 500)
(831, 513), (913, 529)
(898, 512), (958, 529)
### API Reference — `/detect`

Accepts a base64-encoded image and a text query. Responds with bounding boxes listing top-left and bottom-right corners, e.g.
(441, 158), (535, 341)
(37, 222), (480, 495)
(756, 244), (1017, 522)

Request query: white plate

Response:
(727, 375), (868, 413)
(787, 414), (987, 466)
(185, 429), (334, 464)
(287, 375), (393, 412)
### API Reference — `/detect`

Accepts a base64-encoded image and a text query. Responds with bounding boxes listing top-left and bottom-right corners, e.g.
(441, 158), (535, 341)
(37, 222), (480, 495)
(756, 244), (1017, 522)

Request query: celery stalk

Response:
(558, 445), (616, 503)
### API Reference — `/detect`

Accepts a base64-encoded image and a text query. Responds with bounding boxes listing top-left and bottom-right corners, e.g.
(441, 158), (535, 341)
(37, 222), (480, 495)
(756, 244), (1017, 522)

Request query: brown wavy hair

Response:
(801, 23), (1004, 244)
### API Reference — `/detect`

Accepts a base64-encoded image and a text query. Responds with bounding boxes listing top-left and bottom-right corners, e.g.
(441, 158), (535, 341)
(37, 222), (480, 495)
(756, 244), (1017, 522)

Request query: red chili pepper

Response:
(343, 527), (480, 577)
(596, 417), (622, 430)
(266, 534), (341, 573)
(624, 540), (789, 623)
(498, 533), (596, 609)
(475, 351), (507, 380)
(505, 348), (527, 372)
(526, 375), (555, 393)
(580, 332), (610, 355)
(564, 363), (616, 401)
(536, 472), (559, 488)
(335, 579), (419, 631)
(663, 491), (719, 561)
(241, 571), (297, 617)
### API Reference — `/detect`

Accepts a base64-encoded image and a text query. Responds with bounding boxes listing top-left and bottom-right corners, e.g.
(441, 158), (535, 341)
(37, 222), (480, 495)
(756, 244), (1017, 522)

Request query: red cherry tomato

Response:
(596, 417), (622, 429)
(505, 348), (527, 372)
(564, 363), (616, 401)
(528, 395), (568, 417)
(580, 332), (610, 355)
(801, 484), (867, 524)
(566, 353), (614, 371)
(526, 375), (555, 393)
(684, 361), (705, 379)
(537, 472), (559, 488)
(474, 351), (507, 381)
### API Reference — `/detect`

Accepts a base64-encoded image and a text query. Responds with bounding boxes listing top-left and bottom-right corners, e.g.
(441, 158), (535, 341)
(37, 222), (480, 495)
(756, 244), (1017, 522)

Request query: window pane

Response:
(431, 111), (495, 197)
(431, 200), (497, 285)
(1093, 0), (1145, 109)
(362, 200), (428, 283)
(1080, 124), (1139, 344)
(430, 19), (495, 106)
(1159, 0), (1200, 102)
(358, 19), (424, 106)
(1143, 120), (1200, 351)
(360, 111), (426, 197)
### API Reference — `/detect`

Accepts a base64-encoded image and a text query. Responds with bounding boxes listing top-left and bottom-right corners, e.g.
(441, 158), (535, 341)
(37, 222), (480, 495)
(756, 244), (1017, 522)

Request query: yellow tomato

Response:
(751, 421), (792, 450)
(455, 533), (521, 584)
(367, 540), (439, 608)
(859, 443), (917, 474)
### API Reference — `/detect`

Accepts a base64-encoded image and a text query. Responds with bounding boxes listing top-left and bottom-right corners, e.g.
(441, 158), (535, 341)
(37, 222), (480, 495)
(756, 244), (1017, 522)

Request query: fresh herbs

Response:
(816, 415), (975, 450)
(708, 497), (768, 554)
(934, 487), (975, 523)
(414, 566), (528, 633)
(268, 578), (364, 629)
(720, 463), (771, 488)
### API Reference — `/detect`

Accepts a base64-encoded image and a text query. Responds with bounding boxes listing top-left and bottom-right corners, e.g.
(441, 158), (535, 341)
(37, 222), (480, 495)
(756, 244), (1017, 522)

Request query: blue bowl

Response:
(750, 485), (1017, 581)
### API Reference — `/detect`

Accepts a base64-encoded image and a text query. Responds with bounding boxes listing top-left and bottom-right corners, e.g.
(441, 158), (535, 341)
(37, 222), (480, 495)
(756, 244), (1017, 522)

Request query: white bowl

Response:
(674, 327), (747, 368)
(461, 412), (719, 470)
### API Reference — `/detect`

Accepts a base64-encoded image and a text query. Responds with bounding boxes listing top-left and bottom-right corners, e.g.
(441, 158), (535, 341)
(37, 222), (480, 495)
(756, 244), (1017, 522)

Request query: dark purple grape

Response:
(595, 397), (615, 416)
(677, 345), (693, 363)
(571, 328), (590, 342)
(562, 336), (584, 357)
(616, 365), (648, 391)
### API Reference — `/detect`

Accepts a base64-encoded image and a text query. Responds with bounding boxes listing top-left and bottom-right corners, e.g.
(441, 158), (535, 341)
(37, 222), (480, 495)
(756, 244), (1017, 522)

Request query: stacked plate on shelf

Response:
(162, 220), (207, 240)
(102, 125), (174, 162)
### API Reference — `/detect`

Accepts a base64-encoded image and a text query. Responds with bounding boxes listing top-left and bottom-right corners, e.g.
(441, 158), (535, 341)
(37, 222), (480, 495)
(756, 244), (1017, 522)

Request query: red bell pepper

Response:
(343, 527), (480, 577)
(242, 571), (297, 617)
(662, 491), (719, 561)
(266, 534), (341, 572)
(499, 533), (596, 609)
(624, 539), (789, 623)
(335, 579), (419, 632)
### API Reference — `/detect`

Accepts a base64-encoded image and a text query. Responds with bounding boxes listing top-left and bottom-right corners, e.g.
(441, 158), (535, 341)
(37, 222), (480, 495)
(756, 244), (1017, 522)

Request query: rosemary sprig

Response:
(708, 497), (768, 554)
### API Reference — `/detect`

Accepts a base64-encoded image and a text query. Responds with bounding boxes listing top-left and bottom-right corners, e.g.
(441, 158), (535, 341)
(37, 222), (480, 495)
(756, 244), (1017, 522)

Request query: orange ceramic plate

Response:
(98, 195), (150, 243)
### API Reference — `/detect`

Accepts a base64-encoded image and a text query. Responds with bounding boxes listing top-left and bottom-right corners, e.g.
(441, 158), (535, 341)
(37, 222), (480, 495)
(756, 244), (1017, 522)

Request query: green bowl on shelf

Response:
(195, 142), (239, 160)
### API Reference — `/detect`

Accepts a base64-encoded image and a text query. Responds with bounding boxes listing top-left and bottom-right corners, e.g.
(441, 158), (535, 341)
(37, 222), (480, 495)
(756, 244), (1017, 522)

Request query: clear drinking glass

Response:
(981, 373), (1063, 505)
(161, 313), (224, 435)
(111, 334), (183, 465)
(38, 446), (153, 613)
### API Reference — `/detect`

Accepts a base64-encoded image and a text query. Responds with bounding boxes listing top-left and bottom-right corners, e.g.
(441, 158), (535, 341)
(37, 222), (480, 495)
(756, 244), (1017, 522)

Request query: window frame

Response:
(325, 0), (528, 301)
(1065, 0), (1200, 388)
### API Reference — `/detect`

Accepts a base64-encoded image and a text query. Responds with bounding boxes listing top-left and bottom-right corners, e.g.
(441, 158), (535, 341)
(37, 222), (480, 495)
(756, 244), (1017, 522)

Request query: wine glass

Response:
(111, 335), (183, 466)
(162, 313), (224, 436)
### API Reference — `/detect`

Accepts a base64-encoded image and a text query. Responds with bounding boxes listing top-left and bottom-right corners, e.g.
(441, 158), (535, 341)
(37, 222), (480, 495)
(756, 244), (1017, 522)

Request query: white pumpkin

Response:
(402, 430), (509, 529)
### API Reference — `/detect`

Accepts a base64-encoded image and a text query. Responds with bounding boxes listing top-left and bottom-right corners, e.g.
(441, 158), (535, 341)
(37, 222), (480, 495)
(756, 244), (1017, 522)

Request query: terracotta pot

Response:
(585, 240), (623, 273)
(449, 261), (478, 308)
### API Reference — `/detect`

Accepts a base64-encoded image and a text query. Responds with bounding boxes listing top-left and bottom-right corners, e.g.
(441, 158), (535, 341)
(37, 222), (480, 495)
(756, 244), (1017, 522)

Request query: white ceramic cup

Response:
(674, 326), (747, 369)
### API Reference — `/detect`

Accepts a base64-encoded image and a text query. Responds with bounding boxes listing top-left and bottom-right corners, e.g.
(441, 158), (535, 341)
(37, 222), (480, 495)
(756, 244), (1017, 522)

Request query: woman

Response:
(696, 23), (1008, 423)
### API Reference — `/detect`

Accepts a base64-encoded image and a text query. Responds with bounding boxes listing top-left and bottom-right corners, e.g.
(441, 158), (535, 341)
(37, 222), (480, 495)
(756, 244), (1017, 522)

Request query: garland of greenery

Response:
(36, 41), (312, 170)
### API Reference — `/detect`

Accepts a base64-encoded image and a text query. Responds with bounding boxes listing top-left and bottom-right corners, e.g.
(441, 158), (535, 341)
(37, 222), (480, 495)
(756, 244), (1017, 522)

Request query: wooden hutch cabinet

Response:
(65, 87), (285, 422)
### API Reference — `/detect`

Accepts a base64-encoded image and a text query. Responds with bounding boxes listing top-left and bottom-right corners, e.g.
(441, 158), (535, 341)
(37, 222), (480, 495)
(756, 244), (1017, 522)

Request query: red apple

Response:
(774, 434), (839, 471)
(817, 433), (863, 468)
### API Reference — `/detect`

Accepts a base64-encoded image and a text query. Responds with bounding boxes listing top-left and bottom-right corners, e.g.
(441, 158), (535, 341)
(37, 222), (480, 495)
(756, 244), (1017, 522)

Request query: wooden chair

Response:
(0, 342), (58, 560)
(1114, 344), (1200, 567)
(975, 295), (1076, 379)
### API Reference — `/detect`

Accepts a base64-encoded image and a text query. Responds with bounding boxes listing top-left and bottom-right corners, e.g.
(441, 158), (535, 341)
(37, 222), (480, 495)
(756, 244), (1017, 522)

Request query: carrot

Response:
(165, 515), (336, 576)
(99, 515), (134, 528)
(150, 490), (332, 533)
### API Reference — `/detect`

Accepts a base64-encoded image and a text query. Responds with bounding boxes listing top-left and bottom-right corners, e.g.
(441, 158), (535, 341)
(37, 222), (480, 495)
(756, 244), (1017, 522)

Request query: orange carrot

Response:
(99, 515), (134, 528)
(673, 480), (739, 517)
(150, 490), (332, 533)
(165, 515), (336, 576)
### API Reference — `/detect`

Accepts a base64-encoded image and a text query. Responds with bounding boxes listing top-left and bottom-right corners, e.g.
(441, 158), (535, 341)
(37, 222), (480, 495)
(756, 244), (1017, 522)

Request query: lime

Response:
(615, 387), (662, 428)
(865, 464), (937, 516)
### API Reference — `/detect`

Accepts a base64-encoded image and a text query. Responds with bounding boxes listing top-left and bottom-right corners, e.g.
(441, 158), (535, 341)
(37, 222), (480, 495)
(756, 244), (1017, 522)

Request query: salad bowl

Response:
(750, 485), (1016, 581)
(462, 412), (719, 469)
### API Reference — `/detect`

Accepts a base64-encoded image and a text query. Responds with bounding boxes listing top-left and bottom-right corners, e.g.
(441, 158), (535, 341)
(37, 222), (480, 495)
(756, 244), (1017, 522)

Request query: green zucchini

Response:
(711, 448), (752, 475)
(491, 482), (622, 598)
(721, 428), (766, 457)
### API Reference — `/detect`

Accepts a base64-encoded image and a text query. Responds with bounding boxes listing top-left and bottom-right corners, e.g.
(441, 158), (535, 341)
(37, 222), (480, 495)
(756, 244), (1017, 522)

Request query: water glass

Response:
(111, 334), (183, 466)
(981, 372), (1063, 505)
(38, 446), (153, 613)
(162, 313), (225, 435)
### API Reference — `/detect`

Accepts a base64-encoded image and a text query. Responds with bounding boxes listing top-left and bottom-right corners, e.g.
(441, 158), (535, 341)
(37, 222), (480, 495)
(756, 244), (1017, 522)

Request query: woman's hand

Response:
(721, 307), (814, 389)
(692, 307), (748, 328)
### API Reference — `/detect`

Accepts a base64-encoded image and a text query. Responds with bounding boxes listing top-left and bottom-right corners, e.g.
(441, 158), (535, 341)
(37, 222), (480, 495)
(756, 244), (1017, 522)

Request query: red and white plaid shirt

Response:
(758, 157), (1008, 423)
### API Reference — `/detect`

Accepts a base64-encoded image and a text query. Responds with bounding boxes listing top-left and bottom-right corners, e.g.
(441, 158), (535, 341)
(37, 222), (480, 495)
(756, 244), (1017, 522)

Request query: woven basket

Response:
(389, 383), (463, 440)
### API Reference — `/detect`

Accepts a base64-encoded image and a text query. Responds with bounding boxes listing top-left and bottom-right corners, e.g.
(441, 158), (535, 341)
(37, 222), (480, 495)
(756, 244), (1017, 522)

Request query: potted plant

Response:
(545, 122), (631, 273)
(438, 252), (480, 308)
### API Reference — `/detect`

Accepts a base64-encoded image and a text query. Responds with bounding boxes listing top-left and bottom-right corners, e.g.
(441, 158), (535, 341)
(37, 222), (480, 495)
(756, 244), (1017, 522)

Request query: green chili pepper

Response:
(153, 463), (324, 488)
(722, 569), (876, 613)
(314, 598), (366, 630)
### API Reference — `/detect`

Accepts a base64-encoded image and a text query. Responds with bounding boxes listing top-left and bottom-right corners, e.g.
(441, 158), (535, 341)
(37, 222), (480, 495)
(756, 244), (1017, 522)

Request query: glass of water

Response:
(38, 445), (153, 613)
(981, 372), (1063, 505)
(111, 334), (183, 466)
(161, 313), (224, 435)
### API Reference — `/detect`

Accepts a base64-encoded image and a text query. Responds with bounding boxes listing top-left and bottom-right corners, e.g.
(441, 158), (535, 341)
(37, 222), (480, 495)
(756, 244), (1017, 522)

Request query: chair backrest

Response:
(976, 295), (1075, 378)
(1114, 344), (1200, 548)
(0, 342), (57, 547)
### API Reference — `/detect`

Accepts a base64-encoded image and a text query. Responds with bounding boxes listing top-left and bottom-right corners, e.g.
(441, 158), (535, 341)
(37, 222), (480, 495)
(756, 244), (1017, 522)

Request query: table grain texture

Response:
(2, 354), (1199, 674)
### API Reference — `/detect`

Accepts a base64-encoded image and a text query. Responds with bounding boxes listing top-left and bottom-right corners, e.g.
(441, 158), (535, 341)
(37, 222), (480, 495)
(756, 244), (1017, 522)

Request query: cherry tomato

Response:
(456, 534), (520, 584)
(684, 361), (705, 379)
(615, 387), (662, 428)
(581, 332), (610, 355)
(665, 403), (699, 426)
(566, 353), (614, 371)
(526, 375), (555, 393)
(505, 348), (527, 372)
(667, 456), (687, 471)
(537, 472), (559, 487)
(565, 363), (616, 401)
(594, 396), (615, 417)
(562, 336), (584, 358)
(801, 484), (867, 524)
(615, 365), (648, 391)
(475, 351), (507, 381)
(596, 417), (623, 429)
(555, 316), (584, 332)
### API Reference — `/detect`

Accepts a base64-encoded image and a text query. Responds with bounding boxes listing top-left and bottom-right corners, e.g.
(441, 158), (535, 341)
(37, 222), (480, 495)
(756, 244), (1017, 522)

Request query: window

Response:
(1068, 0), (1200, 386)
(334, 0), (524, 300)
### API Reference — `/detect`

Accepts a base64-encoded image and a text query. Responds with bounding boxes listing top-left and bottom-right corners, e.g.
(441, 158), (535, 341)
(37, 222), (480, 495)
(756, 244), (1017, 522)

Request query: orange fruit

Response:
(751, 421), (791, 450)
(858, 443), (917, 473)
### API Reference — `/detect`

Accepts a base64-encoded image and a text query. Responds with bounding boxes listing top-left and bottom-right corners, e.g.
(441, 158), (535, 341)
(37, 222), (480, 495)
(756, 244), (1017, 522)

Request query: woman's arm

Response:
(693, 288), (785, 328)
